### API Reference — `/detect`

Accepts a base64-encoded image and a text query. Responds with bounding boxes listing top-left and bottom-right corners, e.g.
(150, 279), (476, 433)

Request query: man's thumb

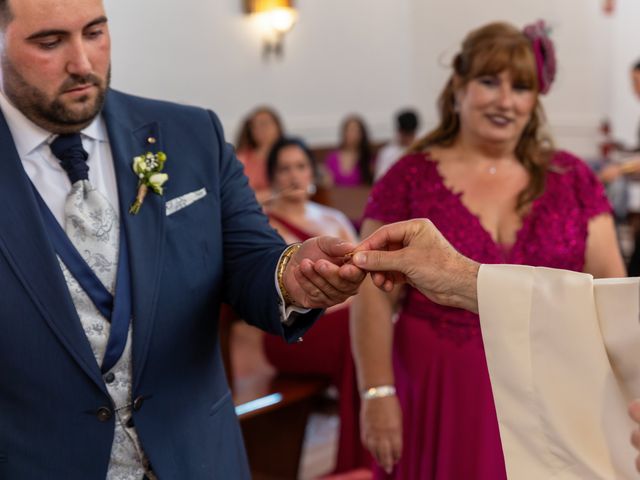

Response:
(352, 250), (403, 272)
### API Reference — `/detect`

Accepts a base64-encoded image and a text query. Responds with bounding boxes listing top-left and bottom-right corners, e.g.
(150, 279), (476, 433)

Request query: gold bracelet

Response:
(277, 243), (302, 306)
(361, 385), (396, 400)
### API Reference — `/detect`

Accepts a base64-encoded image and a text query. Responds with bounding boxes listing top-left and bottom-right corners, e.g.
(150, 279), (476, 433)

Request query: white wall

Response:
(108, 0), (415, 145)
(609, 1), (640, 147)
(106, 0), (630, 157)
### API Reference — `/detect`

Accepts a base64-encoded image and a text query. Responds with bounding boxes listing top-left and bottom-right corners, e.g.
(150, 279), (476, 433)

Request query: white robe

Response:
(478, 265), (640, 480)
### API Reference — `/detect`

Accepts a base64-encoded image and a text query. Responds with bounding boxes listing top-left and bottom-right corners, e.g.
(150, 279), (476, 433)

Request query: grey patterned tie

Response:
(50, 135), (149, 478)
(50, 133), (120, 293)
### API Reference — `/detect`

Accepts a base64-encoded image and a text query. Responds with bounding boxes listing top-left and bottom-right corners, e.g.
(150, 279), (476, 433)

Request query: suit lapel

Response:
(0, 110), (105, 390)
(102, 92), (166, 389)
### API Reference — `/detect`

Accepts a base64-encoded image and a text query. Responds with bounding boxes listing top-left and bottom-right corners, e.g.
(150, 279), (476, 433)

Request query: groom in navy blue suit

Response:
(0, 0), (365, 478)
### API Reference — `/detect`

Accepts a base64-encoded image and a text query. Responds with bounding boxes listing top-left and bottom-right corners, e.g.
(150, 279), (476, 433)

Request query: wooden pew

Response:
(235, 372), (328, 480)
(219, 305), (329, 479)
(323, 185), (372, 227)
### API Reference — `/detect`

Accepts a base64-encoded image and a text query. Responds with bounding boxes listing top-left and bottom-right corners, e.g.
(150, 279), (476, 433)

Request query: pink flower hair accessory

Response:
(523, 20), (556, 95)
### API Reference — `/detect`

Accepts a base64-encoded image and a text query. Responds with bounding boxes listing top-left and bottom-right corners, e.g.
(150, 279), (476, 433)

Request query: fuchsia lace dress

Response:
(363, 151), (612, 480)
(325, 150), (365, 186)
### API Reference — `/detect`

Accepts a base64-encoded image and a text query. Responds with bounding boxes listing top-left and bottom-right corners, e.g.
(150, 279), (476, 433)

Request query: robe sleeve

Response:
(478, 264), (640, 479)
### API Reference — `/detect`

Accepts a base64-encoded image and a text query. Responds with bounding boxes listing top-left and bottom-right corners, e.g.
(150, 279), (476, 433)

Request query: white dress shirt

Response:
(0, 91), (119, 226)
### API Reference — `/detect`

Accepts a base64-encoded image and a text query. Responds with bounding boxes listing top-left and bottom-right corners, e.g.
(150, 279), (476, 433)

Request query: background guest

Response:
(374, 109), (420, 181)
(325, 115), (374, 187)
(235, 106), (284, 203)
(600, 60), (640, 275)
(610, 60), (640, 154)
(351, 20), (625, 479)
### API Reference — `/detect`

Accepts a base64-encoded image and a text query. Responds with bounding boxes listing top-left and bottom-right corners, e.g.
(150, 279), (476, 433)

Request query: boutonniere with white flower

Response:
(129, 151), (169, 214)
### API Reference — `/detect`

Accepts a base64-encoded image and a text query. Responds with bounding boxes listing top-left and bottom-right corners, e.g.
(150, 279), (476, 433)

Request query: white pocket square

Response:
(166, 188), (207, 216)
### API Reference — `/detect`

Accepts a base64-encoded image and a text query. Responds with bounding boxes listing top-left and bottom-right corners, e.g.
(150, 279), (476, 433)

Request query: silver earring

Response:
(307, 184), (317, 195)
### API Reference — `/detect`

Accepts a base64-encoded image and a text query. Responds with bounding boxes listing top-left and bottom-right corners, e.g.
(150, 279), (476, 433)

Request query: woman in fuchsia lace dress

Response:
(350, 21), (626, 479)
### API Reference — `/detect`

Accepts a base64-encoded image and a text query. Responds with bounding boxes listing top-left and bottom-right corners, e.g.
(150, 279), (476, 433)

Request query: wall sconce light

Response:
(244, 0), (297, 58)
(602, 0), (615, 15)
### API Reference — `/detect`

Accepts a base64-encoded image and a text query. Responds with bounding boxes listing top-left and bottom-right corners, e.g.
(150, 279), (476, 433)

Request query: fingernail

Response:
(353, 252), (366, 265)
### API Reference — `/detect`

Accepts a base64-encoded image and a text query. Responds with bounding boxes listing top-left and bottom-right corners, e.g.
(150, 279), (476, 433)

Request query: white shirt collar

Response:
(0, 90), (108, 158)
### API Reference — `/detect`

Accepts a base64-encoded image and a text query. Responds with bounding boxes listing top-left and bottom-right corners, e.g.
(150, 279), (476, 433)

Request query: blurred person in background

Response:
(374, 109), (420, 181)
(325, 115), (374, 187)
(235, 106), (284, 203)
(599, 60), (640, 275)
(612, 60), (640, 154)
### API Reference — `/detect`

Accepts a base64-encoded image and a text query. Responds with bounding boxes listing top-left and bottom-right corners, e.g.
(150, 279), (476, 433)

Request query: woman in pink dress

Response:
(351, 21), (626, 479)
(235, 106), (284, 203)
(325, 115), (374, 186)
(261, 138), (371, 473)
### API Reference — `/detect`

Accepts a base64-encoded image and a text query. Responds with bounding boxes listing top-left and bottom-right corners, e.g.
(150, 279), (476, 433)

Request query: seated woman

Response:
(325, 115), (374, 187)
(262, 137), (369, 474)
(235, 106), (284, 203)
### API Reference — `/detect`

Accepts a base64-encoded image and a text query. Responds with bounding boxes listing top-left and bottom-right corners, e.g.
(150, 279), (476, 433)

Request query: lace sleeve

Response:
(362, 155), (416, 224)
(566, 152), (613, 220)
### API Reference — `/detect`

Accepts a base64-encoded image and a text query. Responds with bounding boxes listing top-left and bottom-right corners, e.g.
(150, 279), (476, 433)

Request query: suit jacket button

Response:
(104, 372), (115, 384)
(133, 396), (145, 411)
(96, 407), (112, 422)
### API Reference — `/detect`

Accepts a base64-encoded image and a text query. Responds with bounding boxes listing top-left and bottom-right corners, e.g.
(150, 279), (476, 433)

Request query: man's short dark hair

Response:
(634, 60), (640, 72)
(396, 110), (419, 134)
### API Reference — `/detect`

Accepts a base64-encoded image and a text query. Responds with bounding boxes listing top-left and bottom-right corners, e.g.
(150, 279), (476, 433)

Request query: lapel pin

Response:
(147, 136), (157, 144)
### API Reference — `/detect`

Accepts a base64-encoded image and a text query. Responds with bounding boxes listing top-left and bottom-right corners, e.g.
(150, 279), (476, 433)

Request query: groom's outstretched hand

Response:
(282, 236), (366, 309)
(350, 219), (481, 313)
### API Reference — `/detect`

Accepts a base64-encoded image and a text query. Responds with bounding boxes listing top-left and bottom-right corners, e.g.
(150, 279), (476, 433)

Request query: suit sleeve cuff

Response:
(274, 251), (311, 325)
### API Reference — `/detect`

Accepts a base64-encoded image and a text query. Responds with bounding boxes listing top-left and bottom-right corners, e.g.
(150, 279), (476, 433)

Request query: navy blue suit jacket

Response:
(0, 90), (318, 479)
